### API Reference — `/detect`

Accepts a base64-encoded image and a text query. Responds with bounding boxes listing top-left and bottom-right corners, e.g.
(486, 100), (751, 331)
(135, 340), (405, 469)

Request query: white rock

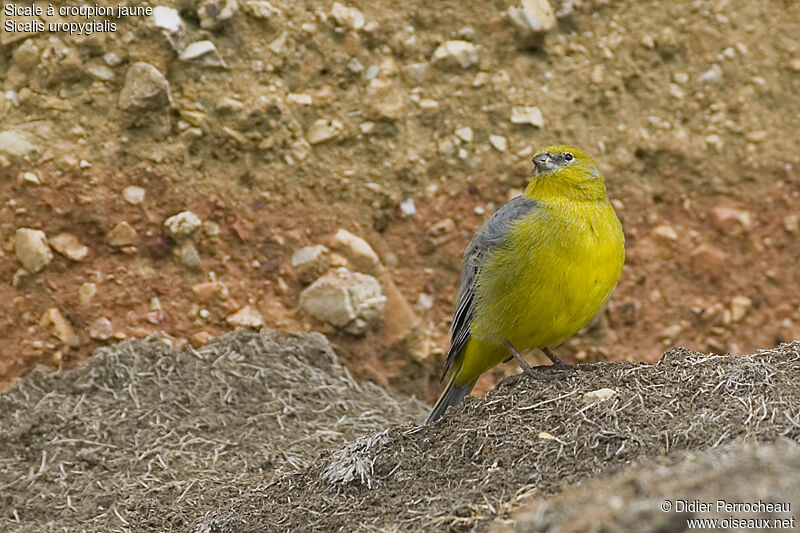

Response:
(11, 269), (29, 288)
(103, 52), (122, 66)
(331, 229), (380, 275)
(399, 198), (416, 216)
(151, 5), (184, 33)
(784, 214), (799, 233)
(149, 5), (187, 51)
(347, 57), (364, 74)
(176, 241), (202, 270)
(432, 40), (479, 69)
(21, 171), (41, 184)
(472, 71), (489, 87)
(163, 211), (202, 239)
(367, 79), (406, 119)
(583, 388), (617, 404)
(243, 1), (280, 19)
(123, 185), (146, 205)
(50, 233), (89, 261)
(89, 317), (113, 340)
(118, 62), (171, 111)
(306, 119), (343, 144)
(86, 64), (115, 82)
(40, 308), (74, 346)
(416, 293), (433, 310)
(204, 221), (221, 236)
(268, 31), (288, 54)
(511, 106), (544, 127)
(287, 93), (313, 105)
(216, 96), (244, 113)
(507, 0), (556, 47)
(5, 90), (19, 107)
(730, 296), (752, 323)
(652, 224), (678, 242)
(290, 139), (311, 161)
(226, 305), (264, 328)
(292, 245), (328, 267)
(15, 228), (53, 273)
(489, 134), (508, 152)
(0, 129), (42, 161)
(455, 127), (473, 143)
(79, 282), (97, 306)
(418, 98), (439, 112)
(746, 130), (768, 143)
(299, 268), (386, 335)
(704, 134), (723, 151)
(179, 41), (227, 68)
(401, 62), (429, 84)
(331, 2), (365, 30)
(698, 64), (722, 84)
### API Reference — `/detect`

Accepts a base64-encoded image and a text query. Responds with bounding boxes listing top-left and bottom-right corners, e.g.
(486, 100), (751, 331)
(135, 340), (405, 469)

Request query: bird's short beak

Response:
(532, 152), (555, 173)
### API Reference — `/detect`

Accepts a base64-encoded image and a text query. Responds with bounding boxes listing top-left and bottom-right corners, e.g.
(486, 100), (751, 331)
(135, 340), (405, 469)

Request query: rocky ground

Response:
(2, 0), (800, 402)
(1, 332), (798, 532)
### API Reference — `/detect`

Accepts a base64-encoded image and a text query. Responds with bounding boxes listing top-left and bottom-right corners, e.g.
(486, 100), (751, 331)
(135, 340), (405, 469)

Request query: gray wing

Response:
(441, 196), (540, 379)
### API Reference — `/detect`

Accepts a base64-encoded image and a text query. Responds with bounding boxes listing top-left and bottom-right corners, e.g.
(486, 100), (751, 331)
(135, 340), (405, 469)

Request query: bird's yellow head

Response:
(526, 145), (608, 202)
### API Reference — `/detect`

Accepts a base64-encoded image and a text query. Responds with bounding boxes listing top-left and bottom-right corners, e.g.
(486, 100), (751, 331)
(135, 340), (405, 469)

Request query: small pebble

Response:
(123, 186), (146, 205)
(399, 198), (416, 216)
(489, 135), (508, 152)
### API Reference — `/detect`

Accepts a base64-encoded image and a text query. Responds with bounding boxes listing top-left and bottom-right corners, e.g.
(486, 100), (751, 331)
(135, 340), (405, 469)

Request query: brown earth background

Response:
(2, 0), (800, 404)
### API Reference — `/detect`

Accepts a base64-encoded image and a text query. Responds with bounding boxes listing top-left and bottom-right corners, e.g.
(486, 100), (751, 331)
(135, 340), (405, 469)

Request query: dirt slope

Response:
(2, 0), (800, 405)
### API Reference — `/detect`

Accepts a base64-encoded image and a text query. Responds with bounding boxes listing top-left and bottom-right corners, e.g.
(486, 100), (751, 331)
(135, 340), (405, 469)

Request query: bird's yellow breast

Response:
(470, 198), (624, 353)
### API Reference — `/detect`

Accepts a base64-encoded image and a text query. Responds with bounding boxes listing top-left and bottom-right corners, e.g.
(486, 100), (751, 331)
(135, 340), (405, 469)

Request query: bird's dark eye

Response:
(564, 153), (574, 162)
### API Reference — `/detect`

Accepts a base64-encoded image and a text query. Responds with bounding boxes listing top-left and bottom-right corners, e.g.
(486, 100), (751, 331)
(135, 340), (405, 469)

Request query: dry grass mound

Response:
(194, 343), (800, 532)
(0, 331), (426, 533)
(3, 335), (799, 532)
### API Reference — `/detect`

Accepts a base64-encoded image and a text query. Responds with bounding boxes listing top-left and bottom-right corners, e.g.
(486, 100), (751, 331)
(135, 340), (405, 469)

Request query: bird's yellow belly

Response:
(507, 261), (613, 349)
(471, 210), (623, 352)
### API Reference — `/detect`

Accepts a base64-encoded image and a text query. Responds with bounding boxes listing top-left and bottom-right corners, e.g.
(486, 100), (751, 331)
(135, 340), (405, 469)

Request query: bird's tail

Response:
(425, 373), (477, 424)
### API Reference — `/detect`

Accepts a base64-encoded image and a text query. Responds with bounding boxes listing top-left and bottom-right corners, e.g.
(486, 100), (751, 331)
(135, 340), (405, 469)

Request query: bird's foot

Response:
(503, 343), (580, 383)
(542, 347), (572, 369)
(504, 341), (539, 378)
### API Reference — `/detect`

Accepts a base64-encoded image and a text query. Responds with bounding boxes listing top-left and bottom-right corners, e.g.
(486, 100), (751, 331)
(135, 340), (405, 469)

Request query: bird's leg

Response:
(504, 341), (538, 378)
(542, 347), (570, 368)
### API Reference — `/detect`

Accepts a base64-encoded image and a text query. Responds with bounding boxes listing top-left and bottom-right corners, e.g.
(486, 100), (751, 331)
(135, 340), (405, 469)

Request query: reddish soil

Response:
(2, 0), (800, 405)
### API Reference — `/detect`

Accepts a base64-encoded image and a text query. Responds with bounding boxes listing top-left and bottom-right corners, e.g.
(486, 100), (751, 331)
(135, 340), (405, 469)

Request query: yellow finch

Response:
(426, 145), (625, 423)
